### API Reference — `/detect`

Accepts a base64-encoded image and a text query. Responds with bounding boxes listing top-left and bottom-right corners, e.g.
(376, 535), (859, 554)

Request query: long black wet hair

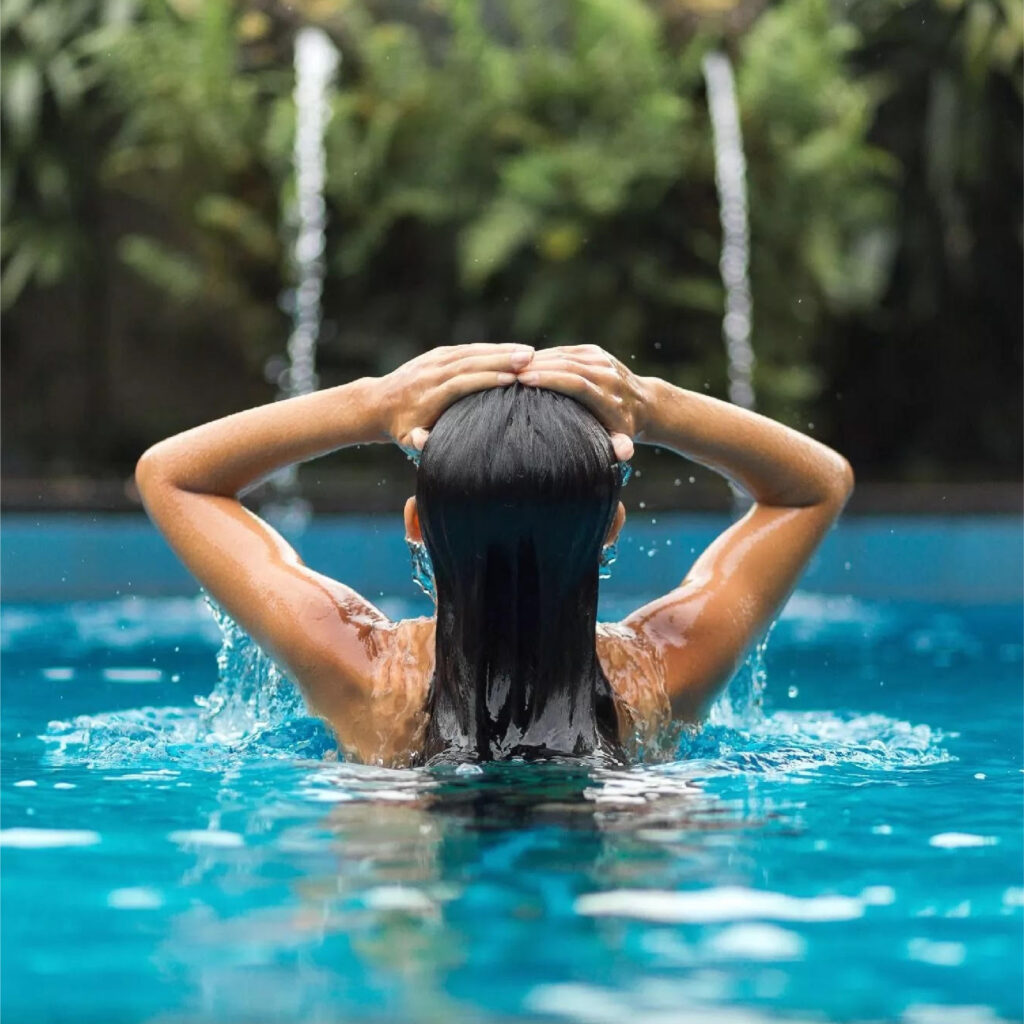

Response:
(415, 383), (625, 764)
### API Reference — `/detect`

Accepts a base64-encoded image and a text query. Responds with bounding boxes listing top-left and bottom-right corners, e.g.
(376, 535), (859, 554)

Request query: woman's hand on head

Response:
(516, 345), (647, 461)
(378, 343), (534, 451)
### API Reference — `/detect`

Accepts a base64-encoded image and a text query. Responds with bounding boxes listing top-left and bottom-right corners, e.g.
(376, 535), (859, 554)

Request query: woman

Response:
(136, 343), (853, 766)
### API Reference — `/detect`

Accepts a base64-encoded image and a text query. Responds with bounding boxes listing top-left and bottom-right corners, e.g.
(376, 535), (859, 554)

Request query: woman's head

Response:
(406, 384), (626, 764)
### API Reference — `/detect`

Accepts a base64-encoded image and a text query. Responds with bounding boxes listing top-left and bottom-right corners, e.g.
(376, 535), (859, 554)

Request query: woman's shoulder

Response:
(596, 620), (664, 689)
(354, 616), (434, 767)
(596, 621), (677, 760)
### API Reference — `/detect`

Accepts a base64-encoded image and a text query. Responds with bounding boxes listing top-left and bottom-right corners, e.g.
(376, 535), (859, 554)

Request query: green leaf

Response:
(0, 0), (34, 32)
(194, 194), (278, 261)
(118, 234), (204, 302)
(460, 199), (538, 287)
(45, 50), (85, 113)
(1, 241), (41, 310)
(3, 59), (42, 144)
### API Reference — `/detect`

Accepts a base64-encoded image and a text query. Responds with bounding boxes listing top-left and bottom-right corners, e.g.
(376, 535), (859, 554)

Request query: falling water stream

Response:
(262, 26), (339, 534)
(703, 51), (756, 512)
(703, 51), (755, 415)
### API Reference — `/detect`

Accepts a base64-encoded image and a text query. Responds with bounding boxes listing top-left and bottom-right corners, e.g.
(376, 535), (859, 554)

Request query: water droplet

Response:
(673, 478), (682, 486)
(689, 476), (696, 484)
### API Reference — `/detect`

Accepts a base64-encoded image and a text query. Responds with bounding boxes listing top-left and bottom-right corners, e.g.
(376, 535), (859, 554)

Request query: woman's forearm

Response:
(137, 376), (385, 497)
(136, 345), (535, 501)
(639, 377), (853, 507)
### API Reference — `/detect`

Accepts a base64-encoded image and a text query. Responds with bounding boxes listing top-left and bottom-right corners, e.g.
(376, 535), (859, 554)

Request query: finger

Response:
(610, 432), (634, 461)
(434, 370), (518, 407)
(515, 369), (609, 418)
(436, 342), (533, 366)
(531, 345), (609, 366)
(442, 350), (535, 378)
(526, 351), (613, 372)
(410, 427), (430, 450)
(518, 357), (615, 386)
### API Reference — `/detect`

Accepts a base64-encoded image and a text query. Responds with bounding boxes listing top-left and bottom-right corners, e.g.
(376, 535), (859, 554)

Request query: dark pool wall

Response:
(3, 514), (1021, 604)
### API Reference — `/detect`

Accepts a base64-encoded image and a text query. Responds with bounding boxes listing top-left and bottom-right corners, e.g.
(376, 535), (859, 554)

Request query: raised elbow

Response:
(829, 454), (855, 505)
(135, 443), (171, 500)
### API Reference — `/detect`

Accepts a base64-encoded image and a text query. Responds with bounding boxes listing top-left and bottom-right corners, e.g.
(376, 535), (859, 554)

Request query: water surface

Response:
(2, 550), (1021, 1023)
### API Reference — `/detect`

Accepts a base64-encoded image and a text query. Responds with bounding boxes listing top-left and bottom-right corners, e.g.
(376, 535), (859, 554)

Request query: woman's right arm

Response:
(517, 346), (853, 719)
(135, 344), (532, 749)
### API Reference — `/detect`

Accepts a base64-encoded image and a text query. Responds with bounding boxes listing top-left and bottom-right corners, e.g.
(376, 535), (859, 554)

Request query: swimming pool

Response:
(2, 515), (1021, 1023)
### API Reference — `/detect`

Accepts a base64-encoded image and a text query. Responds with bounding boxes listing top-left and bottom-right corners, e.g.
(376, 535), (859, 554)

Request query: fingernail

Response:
(497, 372), (516, 384)
(612, 435), (634, 460)
(510, 350), (533, 369)
(518, 371), (539, 385)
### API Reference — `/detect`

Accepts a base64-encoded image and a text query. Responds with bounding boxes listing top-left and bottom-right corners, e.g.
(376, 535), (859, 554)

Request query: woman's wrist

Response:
(636, 376), (686, 446)
(344, 376), (393, 445)
(365, 370), (414, 446)
(279, 376), (391, 450)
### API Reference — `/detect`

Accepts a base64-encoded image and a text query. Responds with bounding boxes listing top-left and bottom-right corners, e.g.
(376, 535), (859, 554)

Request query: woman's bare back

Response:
(355, 619), (675, 767)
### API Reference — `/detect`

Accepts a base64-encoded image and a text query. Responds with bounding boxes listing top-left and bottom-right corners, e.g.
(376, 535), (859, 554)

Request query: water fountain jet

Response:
(262, 26), (339, 535)
(703, 50), (755, 509)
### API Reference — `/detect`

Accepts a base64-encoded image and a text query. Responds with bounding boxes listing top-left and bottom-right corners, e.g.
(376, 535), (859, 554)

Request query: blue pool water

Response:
(2, 516), (1022, 1024)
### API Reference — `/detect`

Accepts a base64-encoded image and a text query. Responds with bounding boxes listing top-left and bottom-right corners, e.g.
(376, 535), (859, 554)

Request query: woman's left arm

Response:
(135, 344), (532, 737)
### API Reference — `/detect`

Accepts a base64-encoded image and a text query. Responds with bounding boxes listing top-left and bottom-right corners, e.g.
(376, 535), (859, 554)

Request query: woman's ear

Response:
(606, 501), (626, 545)
(404, 496), (423, 543)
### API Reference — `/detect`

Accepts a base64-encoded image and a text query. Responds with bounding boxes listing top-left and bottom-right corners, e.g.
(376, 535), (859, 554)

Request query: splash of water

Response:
(40, 601), (951, 774)
(195, 598), (306, 741)
(42, 599), (333, 768)
(703, 50), (755, 415)
(263, 27), (340, 534)
(709, 624), (774, 731)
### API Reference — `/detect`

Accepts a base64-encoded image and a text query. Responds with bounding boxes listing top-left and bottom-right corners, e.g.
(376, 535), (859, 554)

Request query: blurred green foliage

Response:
(1, 0), (1020, 478)
(95, 0), (284, 362)
(0, 0), (129, 306)
(316, 0), (897, 412)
